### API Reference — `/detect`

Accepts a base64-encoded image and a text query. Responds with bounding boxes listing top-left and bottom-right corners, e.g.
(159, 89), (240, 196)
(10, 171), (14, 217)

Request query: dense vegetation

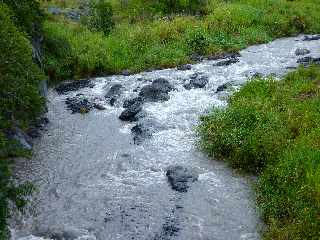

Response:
(199, 66), (320, 239)
(0, 1), (45, 238)
(43, 0), (320, 81)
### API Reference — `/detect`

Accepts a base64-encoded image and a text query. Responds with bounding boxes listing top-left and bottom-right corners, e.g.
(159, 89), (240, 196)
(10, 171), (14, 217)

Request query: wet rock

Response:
(27, 117), (49, 138)
(47, 6), (62, 15)
(166, 166), (198, 192)
(295, 48), (310, 56)
(213, 57), (239, 66)
(297, 56), (320, 66)
(105, 84), (123, 105)
(139, 78), (174, 102)
(303, 35), (320, 41)
(177, 64), (192, 71)
(65, 95), (94, 114)
(93, 103), (106, 110)
(184, 76), (208, 90)
(119, 101), (143, 122)
(55, 79), (94, 94)
(131, 124), (152, 144)
(190, 53), (203, 62)
(121, 69), (131, 76)
(123, 97), (144, 109)
(131, 120), (163, 144)
(216, 82), (232, 93)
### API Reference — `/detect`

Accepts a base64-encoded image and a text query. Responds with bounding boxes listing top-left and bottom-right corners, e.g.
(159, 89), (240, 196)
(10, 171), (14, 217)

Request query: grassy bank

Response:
(198, 65), (320, 239)
(43, 0), (320, 81)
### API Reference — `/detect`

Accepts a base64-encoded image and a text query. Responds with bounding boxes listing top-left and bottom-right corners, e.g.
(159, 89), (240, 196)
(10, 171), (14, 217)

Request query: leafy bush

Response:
(88, 0), (115, 35)
(198, 65), (320, 239)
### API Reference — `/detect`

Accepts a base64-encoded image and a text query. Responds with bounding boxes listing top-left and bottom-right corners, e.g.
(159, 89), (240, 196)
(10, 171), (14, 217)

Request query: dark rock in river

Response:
(184, 75), (208, 90)
(297, 56), (320, 66)
(207, 52), (240, 61)
(303, 35), (320, 41)
(131, 120), (164, 144)
(139, 78), (174, 102)
(121, 69), (131, 76)
(295, 48), (310, 56)
(123, 97), (144, 108)
(216, 82), (232, 93)
(65, 95), (94, 114)
(55, 79), (94, 94)
(177, 64), (192, 71)
(166, 166), (198, 193)
(213, 57), (239, 66)
(190, 53), (203, 62)
(105, 84), (123, 105)
(119, 101), (143, 122)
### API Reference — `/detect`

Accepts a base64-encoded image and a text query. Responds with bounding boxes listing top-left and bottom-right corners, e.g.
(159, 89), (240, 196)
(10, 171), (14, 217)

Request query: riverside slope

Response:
(10, 35), (320, 240)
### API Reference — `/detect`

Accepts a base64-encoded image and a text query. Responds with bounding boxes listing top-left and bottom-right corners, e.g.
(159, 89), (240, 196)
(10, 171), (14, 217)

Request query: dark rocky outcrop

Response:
(65, 95), (93, 114)
(207, 52), (240, 61)
(119, 101), (143, 121)
(303, 35), (320, 41)
(184, 75), (208, 90)
(177, 64), (192, 71)
(105, 84), (123, 106)
(55, 80), (94, 94)
(139, 78), (174, 102)
(295, 48), (310, 56)
(123, 97), (144, 109)
(166, 166), (198, 193)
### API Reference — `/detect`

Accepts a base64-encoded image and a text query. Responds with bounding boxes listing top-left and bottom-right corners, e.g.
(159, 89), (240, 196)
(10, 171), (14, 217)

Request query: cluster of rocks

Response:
(65, 94), (105, 114)
(297, 56), (320, 66)
(212, 53), (240, 66)
(55, 79), (94, 95)
(303, 35), (320, 41)
(119, 78), (175, 122)
(183, 73), (208, 90)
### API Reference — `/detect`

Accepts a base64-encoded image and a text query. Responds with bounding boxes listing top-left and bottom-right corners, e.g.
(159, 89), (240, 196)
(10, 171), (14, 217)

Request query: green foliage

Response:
(88, 0), (115, 35)
(1, 0), (44, 37)
(43, 0), (320, 82)
(0, 3), (45, 237)
(198, 66), (320, 239)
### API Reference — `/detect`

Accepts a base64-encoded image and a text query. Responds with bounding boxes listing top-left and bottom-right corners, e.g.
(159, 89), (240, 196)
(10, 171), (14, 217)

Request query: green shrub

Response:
(88, 0), (115, 35)
(198, 65), (320, 239)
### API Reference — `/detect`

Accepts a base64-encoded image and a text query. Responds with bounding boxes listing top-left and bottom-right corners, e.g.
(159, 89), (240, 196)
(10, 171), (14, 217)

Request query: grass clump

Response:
(198, 65), (320, 239)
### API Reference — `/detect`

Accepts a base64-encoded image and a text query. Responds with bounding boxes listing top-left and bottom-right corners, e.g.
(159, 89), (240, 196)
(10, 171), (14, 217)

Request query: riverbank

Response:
(42, 0), (320, 82)
(198, 65), (320, 239)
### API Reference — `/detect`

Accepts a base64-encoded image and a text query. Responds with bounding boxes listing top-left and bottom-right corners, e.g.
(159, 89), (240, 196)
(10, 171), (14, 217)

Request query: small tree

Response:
(89, 0), (115, 35)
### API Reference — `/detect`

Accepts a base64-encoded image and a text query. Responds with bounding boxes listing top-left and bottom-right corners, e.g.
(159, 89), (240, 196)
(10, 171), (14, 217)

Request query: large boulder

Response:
(166, 166), (198, 193)
(139, 78), (174, 102)
(119, 101), (143, 122)
(216, 82), (232, 93)
(65, 95), (93, 114)
(184, 75), (208, 90)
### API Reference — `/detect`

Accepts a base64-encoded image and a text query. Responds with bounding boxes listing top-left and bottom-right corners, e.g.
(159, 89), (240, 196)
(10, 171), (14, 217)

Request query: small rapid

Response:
(10, 35), (320, 240)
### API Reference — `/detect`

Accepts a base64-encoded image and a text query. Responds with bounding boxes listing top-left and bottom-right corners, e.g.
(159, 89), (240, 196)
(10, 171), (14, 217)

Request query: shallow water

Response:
(10, 35), (320, 240)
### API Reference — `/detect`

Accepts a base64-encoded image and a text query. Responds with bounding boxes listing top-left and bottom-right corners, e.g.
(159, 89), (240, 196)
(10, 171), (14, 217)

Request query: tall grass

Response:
(198, 65), (320, 239)
(43, 0), (320, 81)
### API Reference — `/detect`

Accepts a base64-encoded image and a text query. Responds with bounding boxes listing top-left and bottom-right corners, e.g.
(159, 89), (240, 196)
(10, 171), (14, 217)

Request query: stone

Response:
(166, 166), (198, 192)
(55, 80), (94, 95)
(295, 48), (310, 56)
(177, 64), (192, 71)
(119, 101), (143, 122)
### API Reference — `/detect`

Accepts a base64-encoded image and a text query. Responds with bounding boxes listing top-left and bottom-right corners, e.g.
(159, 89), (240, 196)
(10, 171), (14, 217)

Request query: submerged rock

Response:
(55, 80), (94, 94)
(65, 96), (93, 114)
(295, 48), (310, 56)
(184, 75), (208, 90)
(131, 120), (164, 144)
(119, 101), (143, 122)
(166, 166), (198, 193)
(177, 64), (192, 71)
(105, 84), (123, 106)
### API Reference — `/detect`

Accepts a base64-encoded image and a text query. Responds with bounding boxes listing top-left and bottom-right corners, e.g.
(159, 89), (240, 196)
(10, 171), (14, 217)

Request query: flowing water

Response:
(10, 36), (320, 240)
